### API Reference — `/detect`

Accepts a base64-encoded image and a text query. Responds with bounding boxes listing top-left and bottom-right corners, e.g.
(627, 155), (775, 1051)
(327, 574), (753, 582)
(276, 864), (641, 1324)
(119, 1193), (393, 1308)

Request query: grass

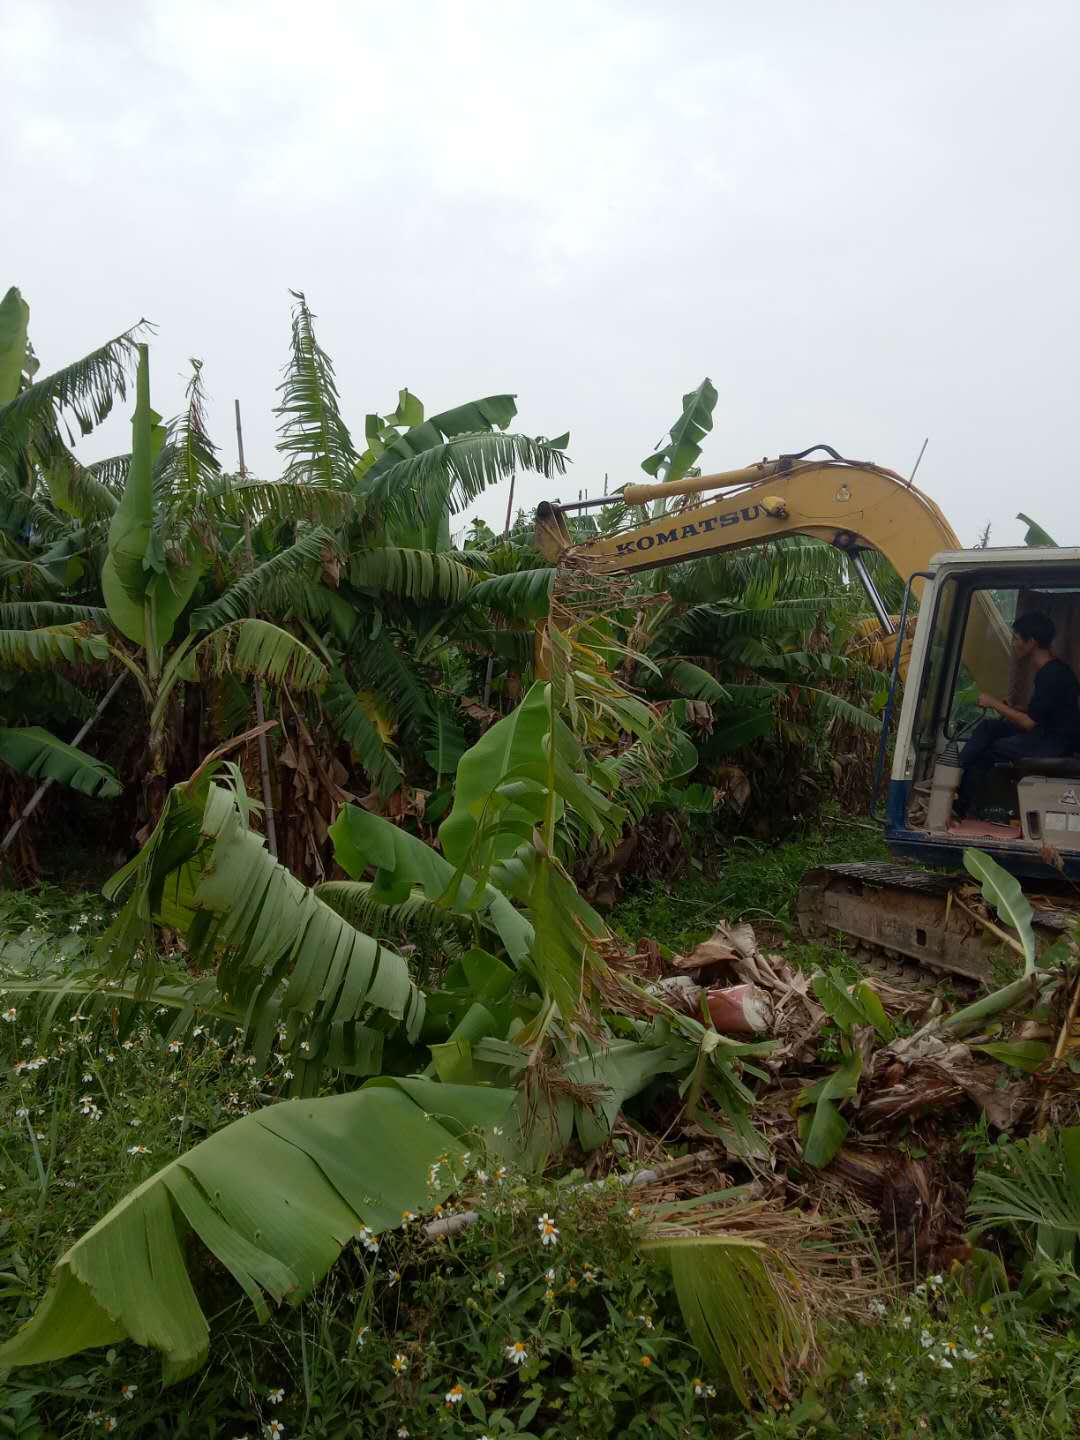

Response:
(0, 834), (1077, 1439)
(611, 814), (888, 972)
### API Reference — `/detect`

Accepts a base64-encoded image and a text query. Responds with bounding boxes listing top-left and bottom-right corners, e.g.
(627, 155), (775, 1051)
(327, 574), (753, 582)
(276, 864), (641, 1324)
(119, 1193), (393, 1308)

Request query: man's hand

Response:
(977, 692), (998, 710)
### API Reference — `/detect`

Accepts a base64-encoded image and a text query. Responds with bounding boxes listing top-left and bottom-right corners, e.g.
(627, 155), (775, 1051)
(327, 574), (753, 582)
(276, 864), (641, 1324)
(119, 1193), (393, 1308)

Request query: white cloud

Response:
(2, 0), (1077, 543)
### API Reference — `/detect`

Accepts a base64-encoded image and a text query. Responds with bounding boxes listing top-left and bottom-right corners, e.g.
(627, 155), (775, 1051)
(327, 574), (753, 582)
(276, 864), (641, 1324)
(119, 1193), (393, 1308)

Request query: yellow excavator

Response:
(536, 447), (1080, 980)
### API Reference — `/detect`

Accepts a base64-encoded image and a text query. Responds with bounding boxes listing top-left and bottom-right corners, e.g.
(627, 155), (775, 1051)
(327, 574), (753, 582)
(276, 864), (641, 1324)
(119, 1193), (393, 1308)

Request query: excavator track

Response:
(797, 861), (1077, 984)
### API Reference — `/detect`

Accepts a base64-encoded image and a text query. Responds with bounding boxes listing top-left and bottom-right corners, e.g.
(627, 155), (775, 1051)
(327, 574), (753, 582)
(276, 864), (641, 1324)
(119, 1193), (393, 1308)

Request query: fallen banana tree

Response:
(0, 1079), (514, 1381)
(0, 675), (788, 1387)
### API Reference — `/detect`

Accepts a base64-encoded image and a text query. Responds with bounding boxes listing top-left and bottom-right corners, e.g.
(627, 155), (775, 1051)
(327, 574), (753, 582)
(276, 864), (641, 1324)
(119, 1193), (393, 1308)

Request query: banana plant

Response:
(0, 290), (136, 806)
(98, 344), (330, 810)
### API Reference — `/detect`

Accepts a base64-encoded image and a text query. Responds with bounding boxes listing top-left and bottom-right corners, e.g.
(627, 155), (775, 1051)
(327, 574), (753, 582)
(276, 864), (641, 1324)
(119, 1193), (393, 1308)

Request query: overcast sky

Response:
(5, 0), (1078, 546)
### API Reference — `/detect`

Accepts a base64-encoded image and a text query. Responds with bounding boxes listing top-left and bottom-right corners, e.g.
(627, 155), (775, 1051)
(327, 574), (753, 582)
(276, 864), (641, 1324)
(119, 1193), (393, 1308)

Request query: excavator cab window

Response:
(911, 574), (963, 766)
(909, 569), (1080, 833)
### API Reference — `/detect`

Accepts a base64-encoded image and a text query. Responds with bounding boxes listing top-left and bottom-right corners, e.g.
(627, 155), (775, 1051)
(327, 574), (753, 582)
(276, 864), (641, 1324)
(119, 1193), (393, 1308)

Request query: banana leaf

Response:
(329, 802), (534, 966)
(796, 1046), (863, 1168)
(101, 344), (204, 648)
(0, 726), (121, 798)
(640, 1235), (801, 1407)
(963, 849), (1037, 974)
(0, 1079), (514, 1381)
(0, 286), (30, 406)
(640, 378), (717, 484)
(103, 776), (425, 1088)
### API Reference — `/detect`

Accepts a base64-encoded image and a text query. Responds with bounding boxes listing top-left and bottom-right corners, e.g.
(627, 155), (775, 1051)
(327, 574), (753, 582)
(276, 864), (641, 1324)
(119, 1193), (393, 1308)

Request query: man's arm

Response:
(977, 693), (1036, 731)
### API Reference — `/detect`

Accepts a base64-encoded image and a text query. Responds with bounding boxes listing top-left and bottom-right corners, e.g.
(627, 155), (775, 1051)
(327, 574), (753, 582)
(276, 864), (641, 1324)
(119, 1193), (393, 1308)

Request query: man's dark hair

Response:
(1013, 611), (1056, 648)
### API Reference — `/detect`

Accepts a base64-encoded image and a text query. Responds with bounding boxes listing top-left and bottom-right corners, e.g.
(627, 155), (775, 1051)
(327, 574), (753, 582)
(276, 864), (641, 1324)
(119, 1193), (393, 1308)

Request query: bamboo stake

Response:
(0, 671), (129, 855)
(235, 400), (278, 858)
(423, 1150), (721, 1238)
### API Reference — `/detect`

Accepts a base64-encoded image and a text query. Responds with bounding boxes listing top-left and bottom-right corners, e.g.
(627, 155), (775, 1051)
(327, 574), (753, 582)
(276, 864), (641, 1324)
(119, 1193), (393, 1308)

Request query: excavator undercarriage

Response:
(797, 861), (1077, 983)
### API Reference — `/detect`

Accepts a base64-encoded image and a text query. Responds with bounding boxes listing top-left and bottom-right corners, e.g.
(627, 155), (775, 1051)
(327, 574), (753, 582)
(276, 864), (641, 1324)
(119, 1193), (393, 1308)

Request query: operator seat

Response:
(1010, 755), (1080, 781)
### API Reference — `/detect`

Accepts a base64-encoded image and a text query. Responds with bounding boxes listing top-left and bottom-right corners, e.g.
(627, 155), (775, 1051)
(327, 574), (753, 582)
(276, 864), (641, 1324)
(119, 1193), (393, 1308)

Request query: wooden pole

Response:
(235, 400), (279, 858)
(482, 474), (518, 707)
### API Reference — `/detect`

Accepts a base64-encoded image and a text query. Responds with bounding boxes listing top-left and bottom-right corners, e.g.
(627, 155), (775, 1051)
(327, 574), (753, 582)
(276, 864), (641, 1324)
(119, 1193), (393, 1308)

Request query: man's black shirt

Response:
(1029, 658), (1080, 747)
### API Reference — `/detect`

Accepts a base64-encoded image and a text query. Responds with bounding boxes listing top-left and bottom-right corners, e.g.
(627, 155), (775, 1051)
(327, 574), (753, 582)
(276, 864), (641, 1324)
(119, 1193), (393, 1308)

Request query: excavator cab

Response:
(886, 547), (1080, 883)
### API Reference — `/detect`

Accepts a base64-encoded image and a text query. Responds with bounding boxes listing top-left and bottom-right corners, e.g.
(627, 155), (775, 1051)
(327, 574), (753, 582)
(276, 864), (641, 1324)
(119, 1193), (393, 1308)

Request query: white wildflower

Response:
(536, 1212), (559, 1247)
(506, 1340), (528, 1366)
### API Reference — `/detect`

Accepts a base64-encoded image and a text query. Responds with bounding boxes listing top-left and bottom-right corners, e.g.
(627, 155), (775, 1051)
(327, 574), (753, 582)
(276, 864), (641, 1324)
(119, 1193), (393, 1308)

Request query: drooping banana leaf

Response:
(0, 1079), (514, 1381)
(462, 565), (555, 620)
(0, 726), (121, 798)
(495, 837), (610, 1021)
(329, 802), (534, 965)
(1017, 512), (1058, 548)
(349, 546), (476, 603)
(102, 776), (425, 1088)
(423, 701), (468, 778)
(358, 392), (519, 548)
(438, 680), (620, 880)
(0, 624), (108, 670)
(321, 665), (404, 798)
(640, 1235), (802, 1406)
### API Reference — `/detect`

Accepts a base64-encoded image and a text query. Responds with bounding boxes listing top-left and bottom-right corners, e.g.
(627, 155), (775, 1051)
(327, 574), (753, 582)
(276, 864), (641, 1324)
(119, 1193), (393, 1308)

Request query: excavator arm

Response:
(535, 453), (1010, 693)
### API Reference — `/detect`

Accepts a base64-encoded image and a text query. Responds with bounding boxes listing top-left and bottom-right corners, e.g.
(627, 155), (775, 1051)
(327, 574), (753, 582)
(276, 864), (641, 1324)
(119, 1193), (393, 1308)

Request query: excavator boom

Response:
(535, 454), (1011, 694)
